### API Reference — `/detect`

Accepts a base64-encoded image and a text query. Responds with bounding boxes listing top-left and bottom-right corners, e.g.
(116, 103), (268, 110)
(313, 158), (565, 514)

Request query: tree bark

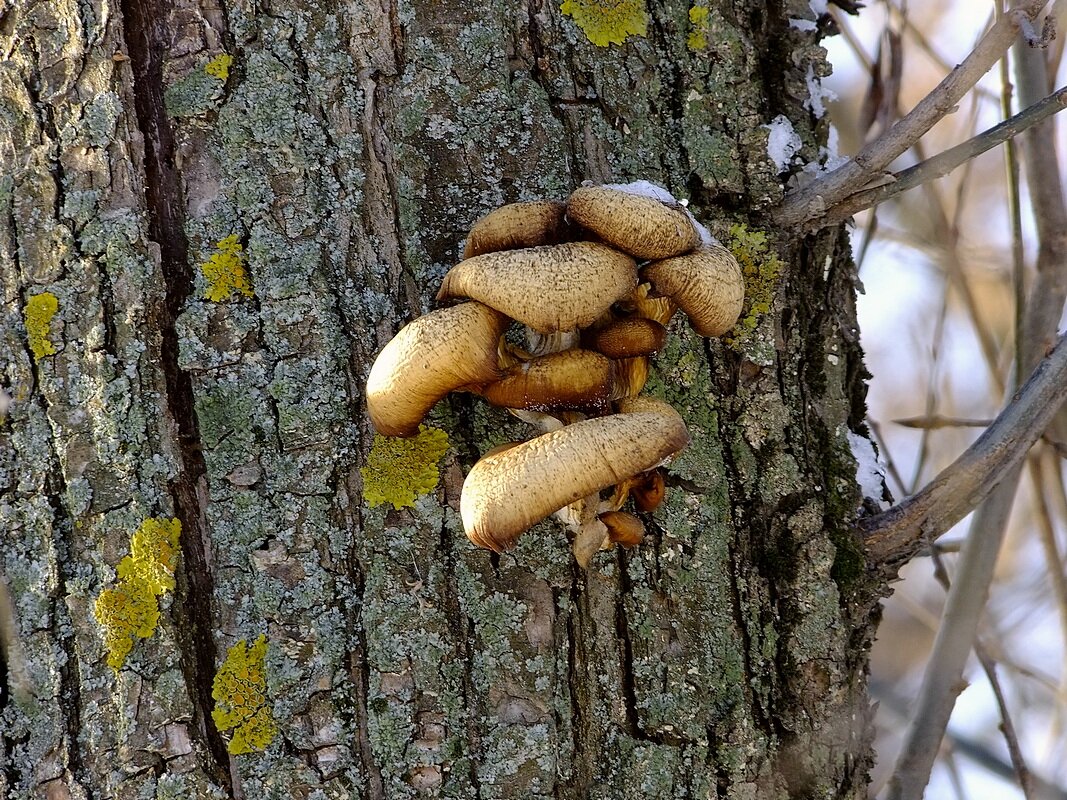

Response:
(1, 0), (881, 797)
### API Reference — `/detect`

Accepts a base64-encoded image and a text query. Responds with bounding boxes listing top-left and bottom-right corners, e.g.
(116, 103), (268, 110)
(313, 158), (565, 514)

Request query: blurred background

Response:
(821, 1), (1067, 797)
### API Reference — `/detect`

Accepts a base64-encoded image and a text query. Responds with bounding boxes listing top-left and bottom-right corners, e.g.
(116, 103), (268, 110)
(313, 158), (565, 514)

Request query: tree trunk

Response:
(1, 0), (880, 797)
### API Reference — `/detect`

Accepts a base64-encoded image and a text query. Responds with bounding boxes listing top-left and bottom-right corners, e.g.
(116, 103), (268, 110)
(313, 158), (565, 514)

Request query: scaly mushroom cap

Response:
(566, 186), (700, 260)
(366, 302), (509, 437)
(643, 245), (745, 337)
(461, 396), (689, 552)
(585, 317), (668, 359)
(464, 200), (571, 259)
(481, 349), (618, 412)
(437, 242), (638, 334)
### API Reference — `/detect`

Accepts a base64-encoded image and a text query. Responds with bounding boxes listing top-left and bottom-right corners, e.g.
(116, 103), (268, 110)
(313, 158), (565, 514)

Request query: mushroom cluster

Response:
(366, 182), (745, 566)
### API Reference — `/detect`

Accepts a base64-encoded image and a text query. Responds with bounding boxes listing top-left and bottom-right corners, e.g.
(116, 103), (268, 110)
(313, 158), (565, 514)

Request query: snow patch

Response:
(763, 115), (803, 173)
(848, 431), (890, 510)
(602, 179), (717, 246)
(804, 63), (837, 120)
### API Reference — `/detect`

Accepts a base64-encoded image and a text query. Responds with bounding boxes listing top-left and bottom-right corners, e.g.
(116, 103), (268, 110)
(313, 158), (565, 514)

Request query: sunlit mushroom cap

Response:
(366, 302), (508, 437)
(461, 397), (689, 552)
(481, 349), (618, 412)
(437, 242), (638, 334)
(643, 245), (745, 337)
(464, 200), (571, 258)
(566, 185), (700, 260)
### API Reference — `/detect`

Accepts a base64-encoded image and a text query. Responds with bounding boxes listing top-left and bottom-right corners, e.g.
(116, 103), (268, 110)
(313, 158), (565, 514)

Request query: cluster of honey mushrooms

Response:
(366, 182), (745, 566)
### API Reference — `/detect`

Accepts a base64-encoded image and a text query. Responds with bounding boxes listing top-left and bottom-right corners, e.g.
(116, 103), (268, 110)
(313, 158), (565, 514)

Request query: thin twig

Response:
(886, 1), (1002, 104)
(868, 418), (909, 499)
(816, 86), (1067, 227)
(928, 548), (1038, 800)
(773, 0), (1051, 230)
(893, 415), (994, 429)
(909, 289), (951, 493)
(882, 31), (1067, 800)
(884, 466), (1019, 800)
(862, 329), (1067, 563)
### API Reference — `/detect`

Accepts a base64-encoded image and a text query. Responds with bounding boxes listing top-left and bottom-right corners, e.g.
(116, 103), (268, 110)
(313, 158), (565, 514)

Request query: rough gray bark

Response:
(1, 0), (880, 798)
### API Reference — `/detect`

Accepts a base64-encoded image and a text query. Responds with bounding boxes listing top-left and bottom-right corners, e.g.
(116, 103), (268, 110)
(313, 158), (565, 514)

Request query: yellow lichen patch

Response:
(361, 425), (449, 509)
(93, 575), (161, 672)
(205, 53), (234, 80)
(212, 635), (277, 755)
(93, 517), (181, 672)
(723, 223), (784, 350)
(201, 234), (254, 302)
(23, 292), (59, 360)
(120, 517), (182, 594)
(687, 6), (710, 51)
(560, 0), (647, 47)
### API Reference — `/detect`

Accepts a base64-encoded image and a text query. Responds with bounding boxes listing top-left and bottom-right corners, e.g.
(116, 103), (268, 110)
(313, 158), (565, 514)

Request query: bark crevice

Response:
(117, 0), (230, 787)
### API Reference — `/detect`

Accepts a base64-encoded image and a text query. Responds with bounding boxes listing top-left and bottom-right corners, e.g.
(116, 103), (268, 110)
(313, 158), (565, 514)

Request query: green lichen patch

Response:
(723, 223), (783, 351)
(212, 635), (277, 754)
(93, 517), (181, 671)
(360, 426), (449, 509)
(201, 234), (254, 302)
(23, 292), (59, 360)
(560, 0), (647, 47)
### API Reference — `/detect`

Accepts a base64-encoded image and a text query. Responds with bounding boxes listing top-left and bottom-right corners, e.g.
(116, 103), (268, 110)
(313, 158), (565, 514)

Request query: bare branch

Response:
(861, 329), (1067, 563)
(773, 0), (1051, 231)
(815, 86), (1067, 227)
(893, 415), (994, 429)
(927, 551), (1038, 800)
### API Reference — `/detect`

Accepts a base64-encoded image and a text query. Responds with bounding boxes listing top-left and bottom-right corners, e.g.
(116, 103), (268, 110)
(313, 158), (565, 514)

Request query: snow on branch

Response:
(773, 0), (1052, 231)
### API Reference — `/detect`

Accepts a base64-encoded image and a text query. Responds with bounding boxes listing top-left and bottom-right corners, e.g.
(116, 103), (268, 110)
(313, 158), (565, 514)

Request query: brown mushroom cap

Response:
(643, 245), (745, 337)
(566, 185), (700, 260)
(437, 242), (638, 334)
(481, 349), (618, 412)
(600, 511), (645, 548)
(464, 200), (571, 259)
(632, 468), (666, 512)
(585, 317), (668, 359)
(461, 397), (689, 552)
(366, 302), (508, 437)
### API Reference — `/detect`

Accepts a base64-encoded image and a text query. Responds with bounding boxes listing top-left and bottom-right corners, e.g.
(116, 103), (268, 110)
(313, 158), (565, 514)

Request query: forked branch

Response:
(773, 0), (1051, 231)
(861, 329), (1067, 564)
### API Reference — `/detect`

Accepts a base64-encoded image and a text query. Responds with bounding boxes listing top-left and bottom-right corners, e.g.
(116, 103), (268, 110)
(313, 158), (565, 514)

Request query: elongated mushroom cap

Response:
(464, 200), (571, 258)
(461, 396), (689, 552)
(585, 317), (668, 359)
(643, 245), (745, 337)
(481, 349), (617, 412)
(366, 302), (508, 437)
(437, 242), (638, 334)
(567, 186), (700, 260)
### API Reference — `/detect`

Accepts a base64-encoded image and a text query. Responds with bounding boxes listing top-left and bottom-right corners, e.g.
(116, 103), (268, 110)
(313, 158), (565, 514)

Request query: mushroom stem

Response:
(527, 328), (580, 357)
